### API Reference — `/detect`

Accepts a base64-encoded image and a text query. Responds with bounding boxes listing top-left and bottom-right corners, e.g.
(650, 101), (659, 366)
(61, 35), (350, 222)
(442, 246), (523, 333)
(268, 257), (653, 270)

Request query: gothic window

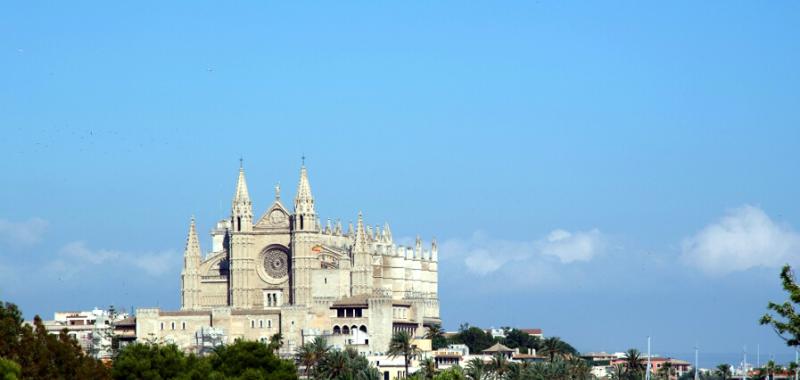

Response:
(342, 326), (350, 335)
(360, 325), (367, 333)
(333, 326), (341, 335)
(300, 216), (304, 229)
(237, 217), (241, 231)
(259, 320), (263, 328)
(250, 320), (255, 328)
(268, 319), (272, 328)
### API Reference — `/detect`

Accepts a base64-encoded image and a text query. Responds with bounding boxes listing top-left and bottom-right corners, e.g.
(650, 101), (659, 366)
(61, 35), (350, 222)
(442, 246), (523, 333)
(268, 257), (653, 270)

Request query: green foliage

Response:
(0, 301), (111, 379)
(113, 340), (297, 380)
(539, 337), (576, 362)
(448, 327), (494, 355)
(432, 366), (465, 380)
(500, 329), (540, 354)
(425, 325), (448, 350)
(0, 357), (21, 380)
(315, 347), (378, 380)
(761, 265), (800, 346)
(388, 331), (421, 378)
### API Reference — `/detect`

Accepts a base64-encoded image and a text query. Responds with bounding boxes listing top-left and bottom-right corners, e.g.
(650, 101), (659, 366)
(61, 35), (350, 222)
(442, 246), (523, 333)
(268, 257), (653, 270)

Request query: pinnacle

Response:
(233, 165), (251, 203)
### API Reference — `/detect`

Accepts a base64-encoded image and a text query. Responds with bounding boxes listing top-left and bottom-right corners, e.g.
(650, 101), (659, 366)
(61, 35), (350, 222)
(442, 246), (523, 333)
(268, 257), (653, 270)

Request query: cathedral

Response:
(135, 164), (440, 355)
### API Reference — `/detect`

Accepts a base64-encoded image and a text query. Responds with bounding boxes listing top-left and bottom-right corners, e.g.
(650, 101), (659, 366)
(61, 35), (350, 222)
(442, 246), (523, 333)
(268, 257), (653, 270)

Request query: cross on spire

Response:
(239, 157), (243, 169)
(301, 154), (306, 166)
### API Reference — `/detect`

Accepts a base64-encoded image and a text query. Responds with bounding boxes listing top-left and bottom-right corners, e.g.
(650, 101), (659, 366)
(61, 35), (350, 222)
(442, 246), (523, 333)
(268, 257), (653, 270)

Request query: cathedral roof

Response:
(330, 294), (369, 308)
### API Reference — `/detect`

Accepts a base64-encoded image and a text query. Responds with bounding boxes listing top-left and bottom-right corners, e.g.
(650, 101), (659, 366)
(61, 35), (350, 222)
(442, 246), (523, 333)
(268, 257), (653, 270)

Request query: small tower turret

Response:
(181, 216), (202, 310)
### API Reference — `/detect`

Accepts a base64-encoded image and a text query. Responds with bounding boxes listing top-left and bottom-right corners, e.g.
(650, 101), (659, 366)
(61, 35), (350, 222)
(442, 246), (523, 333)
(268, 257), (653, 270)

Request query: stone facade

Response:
(137, 164), (440, 355)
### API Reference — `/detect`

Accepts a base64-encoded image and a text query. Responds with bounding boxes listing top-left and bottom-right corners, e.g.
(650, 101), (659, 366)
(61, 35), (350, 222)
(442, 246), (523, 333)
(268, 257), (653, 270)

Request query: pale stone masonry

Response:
(137, 164), (440, 355)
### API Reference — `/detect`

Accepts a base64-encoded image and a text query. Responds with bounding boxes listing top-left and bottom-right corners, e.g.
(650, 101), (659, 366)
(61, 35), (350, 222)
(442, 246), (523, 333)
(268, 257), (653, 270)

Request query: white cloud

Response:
(680, 205), (800, 275)
(0, 217), (48, 245)
(541, 229), (604, 263)
(54, 241), (177, 277)
(441, 228), (605, 276)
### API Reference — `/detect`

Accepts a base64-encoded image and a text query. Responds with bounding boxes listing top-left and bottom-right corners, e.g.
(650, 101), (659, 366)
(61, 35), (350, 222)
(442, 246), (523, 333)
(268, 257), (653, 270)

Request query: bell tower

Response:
(291, 163), (317, 306)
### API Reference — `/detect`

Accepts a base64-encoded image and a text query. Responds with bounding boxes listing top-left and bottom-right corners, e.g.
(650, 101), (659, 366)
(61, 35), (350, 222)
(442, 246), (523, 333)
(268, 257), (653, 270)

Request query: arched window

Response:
(300, 215), (304, 229)
(251, 320), (255, 328)
(181, 321), (186, 330)
(259, 320), (264, 328)
(342, 326), (350, 335)
(268, 319), (272, 328)
(360, 325), (367, 333)
(171, 322), (175, 330)
(352, 325), (358, 334)
(160, 322), (164, 330)
(237, 217), (242, 231)
(333, 326), (341, 335)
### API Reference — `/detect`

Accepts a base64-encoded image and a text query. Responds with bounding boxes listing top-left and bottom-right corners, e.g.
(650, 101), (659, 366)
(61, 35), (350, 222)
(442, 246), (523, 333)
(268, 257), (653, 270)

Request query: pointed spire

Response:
(366, 225), (374, 241)
(374, 225), (380, 241)
(415, 235), (422, 259)
(234, 165), (250, 203)
(347, 221), (354, 237)
(325, 218), (332, 234)
(294, 165), (315, 214)
(431, 237), (438, 261)
(354, 212), (368, 253)
(335, 219), (343, 235)
(383, 223), (392, 242)
(184, 216), (201, 260)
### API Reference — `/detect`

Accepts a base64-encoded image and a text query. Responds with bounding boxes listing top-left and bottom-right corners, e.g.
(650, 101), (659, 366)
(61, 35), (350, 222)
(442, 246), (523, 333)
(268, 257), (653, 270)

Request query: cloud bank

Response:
(681, 205), (800, 275)
(51, 241), (176, 278)
(0, 217), (48, 246)
(441, 228), (605, 277)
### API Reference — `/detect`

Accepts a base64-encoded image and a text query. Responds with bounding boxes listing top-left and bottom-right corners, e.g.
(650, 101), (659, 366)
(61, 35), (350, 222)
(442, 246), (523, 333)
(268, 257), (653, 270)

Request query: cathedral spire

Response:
(383, 222), (393, 243)
(231, 163), (253, 232)
(293, 164), (316, 231)
(181, 216), (202, 310)
(354, 212), (368, 253)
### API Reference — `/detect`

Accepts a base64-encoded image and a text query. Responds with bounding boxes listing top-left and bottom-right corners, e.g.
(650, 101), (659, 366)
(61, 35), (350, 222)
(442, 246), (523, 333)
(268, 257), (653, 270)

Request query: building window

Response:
(342, 326), (350, 335)
(160, 322), (164, 331)
(337, 309), (344, 318)
(171, 322), (175, 330)
(333, 326), (341, 335)
(181, 322), (186, 330)
(251, 320), (255, 328)
(355, 308), (362, 317)
(268, 319), (272, 328)
(259, 320), (264, 328)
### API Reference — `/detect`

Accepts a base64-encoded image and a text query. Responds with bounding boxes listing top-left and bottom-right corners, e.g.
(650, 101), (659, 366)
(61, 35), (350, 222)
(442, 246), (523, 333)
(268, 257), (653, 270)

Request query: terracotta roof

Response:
(482, 343), (514, 353)
(330, 295), (369, 308)
(520, 328), (542, 335)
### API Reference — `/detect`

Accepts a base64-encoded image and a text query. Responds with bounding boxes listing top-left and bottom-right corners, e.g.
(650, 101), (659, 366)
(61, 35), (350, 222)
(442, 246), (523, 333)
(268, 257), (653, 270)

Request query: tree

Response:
(658, 361), (675, 380)
(501, 329), (540, 354)
(210, 340), (297, 380)
(112, 343), (189, 380)
(623, 349), (644, 379)
(0, 357), (21, 380)
(314, 347), (379, 380)
(295, 337), (330, 378)
(433, 366), (465, 380)
(488, 354), (508, 380)
(715, 364), (732, 380)
(269, 333), (284, 354)
(761, 265), (800, 347)
(449, 327), (494, 355)
(540, 337), (571, 362)
(388, 331), (421, 378)
(425, 324), (448, 350)
(419, 357), (437, 380)
(465, 358), (486, 380)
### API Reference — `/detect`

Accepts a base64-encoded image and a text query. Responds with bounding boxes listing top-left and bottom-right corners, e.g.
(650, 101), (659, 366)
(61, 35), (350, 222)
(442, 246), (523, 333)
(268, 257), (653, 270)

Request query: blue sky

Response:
(1, 1), (799, 365)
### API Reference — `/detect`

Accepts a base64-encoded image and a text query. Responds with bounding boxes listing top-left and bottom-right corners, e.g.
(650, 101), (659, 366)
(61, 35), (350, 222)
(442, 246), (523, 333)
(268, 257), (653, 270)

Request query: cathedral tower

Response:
(291, 164), (317, 306)
(230, 164), (255, 308)
(180, 216), (202, 310)
(351, 212), (373, 296)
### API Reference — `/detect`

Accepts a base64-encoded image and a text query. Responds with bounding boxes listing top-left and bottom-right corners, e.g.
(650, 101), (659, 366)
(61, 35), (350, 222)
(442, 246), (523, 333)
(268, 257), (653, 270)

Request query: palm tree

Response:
(466, 357), (487, 380)
(295, 337), (330, 377)
(388, 331), (421, 378)
(425, 324), (446, 350)
(268, 332), (283, 354)
(788, 362), (799, 380)
(540, 337), (567, 362)
(317, 349), (349, 380)
(567, 356), (592, 380)
(488, 354), (509, 380)
(624, 349), (644, 377)
(419, 357), (437, 380)
(715, 364), (732, 380)
(658, 361), (674, 380)
(764, 360), (778, 380)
